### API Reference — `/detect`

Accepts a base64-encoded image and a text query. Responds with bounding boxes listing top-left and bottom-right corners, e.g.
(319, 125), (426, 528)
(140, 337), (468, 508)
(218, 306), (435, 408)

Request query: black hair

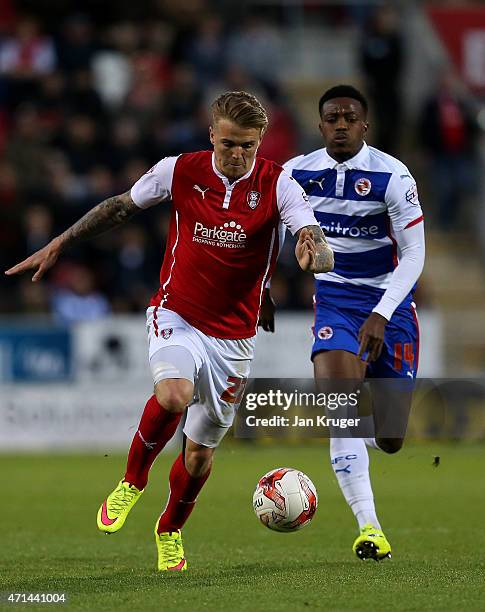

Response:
(318, 85), (368, 116)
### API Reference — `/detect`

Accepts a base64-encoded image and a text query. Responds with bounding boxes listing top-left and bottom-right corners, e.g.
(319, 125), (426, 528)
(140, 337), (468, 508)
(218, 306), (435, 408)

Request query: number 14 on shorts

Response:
(393, 342), (415, 371)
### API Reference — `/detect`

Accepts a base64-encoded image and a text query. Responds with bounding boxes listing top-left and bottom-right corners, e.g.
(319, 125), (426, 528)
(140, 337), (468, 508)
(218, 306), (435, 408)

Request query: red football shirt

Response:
(131, 151), (316, 339)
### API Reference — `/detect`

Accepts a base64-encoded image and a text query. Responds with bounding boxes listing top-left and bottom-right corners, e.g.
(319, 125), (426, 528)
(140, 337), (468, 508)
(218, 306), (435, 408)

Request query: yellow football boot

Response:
(97, 480), (143, 534)
(154, 525), (187, 571)
(353, 524), (392, 561)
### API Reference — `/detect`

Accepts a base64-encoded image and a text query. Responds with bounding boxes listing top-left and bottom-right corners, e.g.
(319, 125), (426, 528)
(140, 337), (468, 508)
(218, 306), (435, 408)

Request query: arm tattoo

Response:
(300, 224), (334, 273)
(58, 191), (139, 249)
(301, 224), (327, 245)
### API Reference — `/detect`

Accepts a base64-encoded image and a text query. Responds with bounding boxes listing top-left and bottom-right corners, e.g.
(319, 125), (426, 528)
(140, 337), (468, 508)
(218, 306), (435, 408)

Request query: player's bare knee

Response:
(185, 447), (213, 478)
(377, 438), (404, 454)
(155, 379), (193, 413)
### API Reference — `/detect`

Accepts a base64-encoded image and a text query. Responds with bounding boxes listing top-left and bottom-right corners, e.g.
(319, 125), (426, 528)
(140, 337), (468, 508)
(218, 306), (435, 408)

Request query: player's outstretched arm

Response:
(295, 226), (334, 273)
(5, 191), (139, 282)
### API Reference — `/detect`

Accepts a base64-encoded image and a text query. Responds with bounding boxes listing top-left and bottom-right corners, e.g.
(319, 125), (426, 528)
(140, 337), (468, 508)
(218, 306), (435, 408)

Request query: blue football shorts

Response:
(312, 280), (419, 379)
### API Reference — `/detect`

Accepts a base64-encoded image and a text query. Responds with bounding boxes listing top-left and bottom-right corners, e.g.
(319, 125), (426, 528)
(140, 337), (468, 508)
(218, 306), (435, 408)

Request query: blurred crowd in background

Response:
(0, 0), (483, 323)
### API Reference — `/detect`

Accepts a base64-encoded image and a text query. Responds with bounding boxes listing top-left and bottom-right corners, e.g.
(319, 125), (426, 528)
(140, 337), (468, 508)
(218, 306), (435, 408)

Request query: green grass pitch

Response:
(1, 442), (484, 611)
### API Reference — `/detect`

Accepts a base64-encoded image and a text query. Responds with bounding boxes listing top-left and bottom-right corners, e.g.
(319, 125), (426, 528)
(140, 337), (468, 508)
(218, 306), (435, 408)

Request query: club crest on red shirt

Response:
(161, 328), (173, 340)
(247, 190), (261, 209)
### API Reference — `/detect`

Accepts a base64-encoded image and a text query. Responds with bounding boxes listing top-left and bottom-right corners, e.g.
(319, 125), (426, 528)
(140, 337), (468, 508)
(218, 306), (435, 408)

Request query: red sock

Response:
(156, 453), (211, 533)
(124, 395), (182, 490)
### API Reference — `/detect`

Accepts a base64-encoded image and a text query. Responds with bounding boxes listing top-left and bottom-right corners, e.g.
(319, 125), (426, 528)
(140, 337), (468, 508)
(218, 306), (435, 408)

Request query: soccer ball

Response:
(252, 467), (318, 532)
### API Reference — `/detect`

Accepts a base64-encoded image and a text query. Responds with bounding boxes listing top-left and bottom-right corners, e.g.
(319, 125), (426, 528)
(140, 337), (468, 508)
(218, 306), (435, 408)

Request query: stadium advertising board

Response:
(0, 326), (71, 382)
(0, 313), (442, 450)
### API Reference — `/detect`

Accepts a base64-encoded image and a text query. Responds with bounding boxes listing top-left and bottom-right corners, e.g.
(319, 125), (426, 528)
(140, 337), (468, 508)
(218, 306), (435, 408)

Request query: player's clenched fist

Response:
(295, 228), (316, 271)
(295, 226), (334, 273)
(5, 237), (63, 282)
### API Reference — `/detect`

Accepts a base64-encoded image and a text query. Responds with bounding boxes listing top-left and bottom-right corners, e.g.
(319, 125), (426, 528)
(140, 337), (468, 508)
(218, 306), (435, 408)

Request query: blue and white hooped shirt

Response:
(284, 142), (424, 314)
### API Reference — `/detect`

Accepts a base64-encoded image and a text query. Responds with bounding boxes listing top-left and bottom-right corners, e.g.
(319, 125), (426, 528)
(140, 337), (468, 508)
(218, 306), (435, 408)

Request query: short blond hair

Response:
(211, 91), (268, 132)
